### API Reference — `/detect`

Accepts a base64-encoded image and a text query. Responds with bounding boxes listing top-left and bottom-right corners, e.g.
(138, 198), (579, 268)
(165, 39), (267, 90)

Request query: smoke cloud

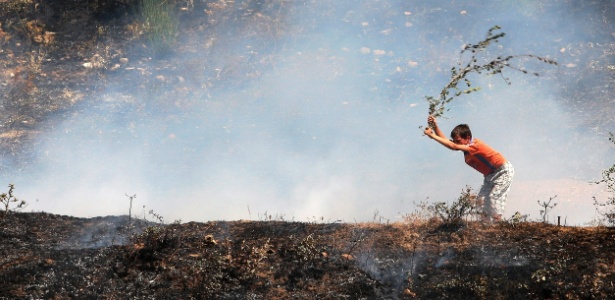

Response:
(4, 1), (614, 225)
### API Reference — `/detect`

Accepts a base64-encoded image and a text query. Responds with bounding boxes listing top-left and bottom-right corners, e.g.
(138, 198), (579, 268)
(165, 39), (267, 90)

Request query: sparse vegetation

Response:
(0, 184), (26, 217)
(430, 186), (481, 226)
(593, 132), (615, 226)
(508, 211), (529, 227)
(125, 193), (136, 226)
(537, 195), (558, 223)
(0, 203), (614, 299)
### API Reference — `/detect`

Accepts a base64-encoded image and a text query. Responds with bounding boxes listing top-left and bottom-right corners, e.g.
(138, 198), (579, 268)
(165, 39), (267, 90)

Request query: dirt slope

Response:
(1, 212), (614, 299)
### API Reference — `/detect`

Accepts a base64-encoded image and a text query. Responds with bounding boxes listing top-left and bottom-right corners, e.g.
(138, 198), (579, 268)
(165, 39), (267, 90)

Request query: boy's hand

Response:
(423, 127), (435, 137)
(427, 115), (437, 128)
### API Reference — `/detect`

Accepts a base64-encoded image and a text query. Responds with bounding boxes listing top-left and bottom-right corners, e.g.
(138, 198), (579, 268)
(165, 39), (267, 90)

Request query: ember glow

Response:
(3, 1), (613, 225)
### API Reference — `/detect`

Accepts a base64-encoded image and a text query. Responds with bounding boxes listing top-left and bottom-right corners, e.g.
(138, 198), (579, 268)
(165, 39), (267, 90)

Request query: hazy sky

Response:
(5, 0), (614, 225)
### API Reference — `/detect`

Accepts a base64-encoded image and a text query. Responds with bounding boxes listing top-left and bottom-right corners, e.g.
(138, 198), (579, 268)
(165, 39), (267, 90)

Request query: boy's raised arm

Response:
(424, 130), (468, 151)
(427, 115), (446, 139)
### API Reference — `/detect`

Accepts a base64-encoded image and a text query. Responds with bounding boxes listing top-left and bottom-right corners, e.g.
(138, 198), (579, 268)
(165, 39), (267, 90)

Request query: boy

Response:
(423, 115), (514, 222)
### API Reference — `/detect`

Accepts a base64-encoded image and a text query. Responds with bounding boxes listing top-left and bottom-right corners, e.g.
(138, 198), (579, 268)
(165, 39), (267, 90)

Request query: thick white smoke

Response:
(6, 1), (613, 225)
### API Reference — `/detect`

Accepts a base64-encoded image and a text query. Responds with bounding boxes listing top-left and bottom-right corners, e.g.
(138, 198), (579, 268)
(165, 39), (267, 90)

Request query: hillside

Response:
(1, 1), (615, 299)
(1, 212), (614, 299)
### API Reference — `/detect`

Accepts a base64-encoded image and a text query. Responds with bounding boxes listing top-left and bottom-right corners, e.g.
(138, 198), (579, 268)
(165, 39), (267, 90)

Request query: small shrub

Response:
(276, 232), (326, 286)
(130, 210), (176, 261)
(281, 233), (322, 270)
(125, 193), (136, 226)
(1, 184), (26, 217)
(508, 211), (529, 227)
(593, 132), (615, 226)
(134, 225), (171, 254)
(537, 195), (558, 223)
(430, 186), (480, 226)
(238, 238), (272, 280)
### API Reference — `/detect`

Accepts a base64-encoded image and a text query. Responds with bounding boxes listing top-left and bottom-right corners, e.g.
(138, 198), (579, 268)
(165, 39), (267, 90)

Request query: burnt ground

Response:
(1, 1), (615, 299)
(0, 212), (614, 299)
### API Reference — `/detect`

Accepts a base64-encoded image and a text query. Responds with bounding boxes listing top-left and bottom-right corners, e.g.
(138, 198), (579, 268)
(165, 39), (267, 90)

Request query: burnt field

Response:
(1, 1), (614, 299)
(1, 212), (614, 299)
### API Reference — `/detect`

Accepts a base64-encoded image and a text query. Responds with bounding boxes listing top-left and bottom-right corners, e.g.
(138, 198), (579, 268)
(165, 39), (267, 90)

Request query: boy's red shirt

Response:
(463, 138), (506, 176)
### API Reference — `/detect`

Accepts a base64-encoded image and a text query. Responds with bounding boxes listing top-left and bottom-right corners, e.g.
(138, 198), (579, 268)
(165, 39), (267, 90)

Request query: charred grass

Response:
(0, 212), (614, 299)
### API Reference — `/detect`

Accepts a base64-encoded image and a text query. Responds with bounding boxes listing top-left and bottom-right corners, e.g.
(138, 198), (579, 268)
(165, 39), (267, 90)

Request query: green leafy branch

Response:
(426, 25), (558, 123)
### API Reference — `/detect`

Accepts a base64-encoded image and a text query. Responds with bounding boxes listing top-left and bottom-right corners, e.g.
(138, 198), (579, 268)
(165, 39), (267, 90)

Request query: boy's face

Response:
(452, 135), (471, 145)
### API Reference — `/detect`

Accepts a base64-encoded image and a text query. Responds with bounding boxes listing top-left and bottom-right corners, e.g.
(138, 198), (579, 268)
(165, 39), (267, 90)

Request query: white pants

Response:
(478, 161), (514, 217)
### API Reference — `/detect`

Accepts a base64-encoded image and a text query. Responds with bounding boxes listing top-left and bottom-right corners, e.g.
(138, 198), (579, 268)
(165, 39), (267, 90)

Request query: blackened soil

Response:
(1, 212), (614, 299)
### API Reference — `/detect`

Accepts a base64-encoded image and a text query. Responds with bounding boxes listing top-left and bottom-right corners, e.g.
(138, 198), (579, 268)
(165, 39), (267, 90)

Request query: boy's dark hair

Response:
(451, 124), (472, 139)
